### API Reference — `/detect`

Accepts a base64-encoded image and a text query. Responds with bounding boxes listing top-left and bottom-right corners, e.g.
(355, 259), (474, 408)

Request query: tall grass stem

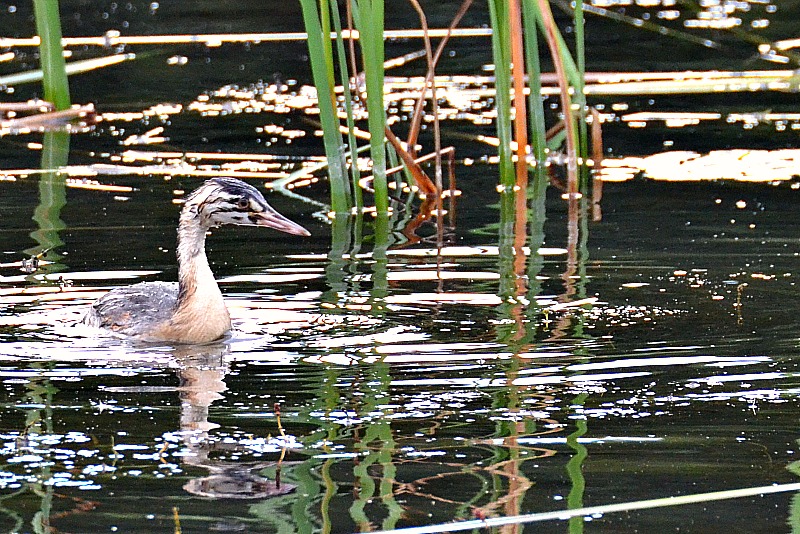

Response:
(298, 0), (351, 212)
(351, 0), (388, 214)
(508, 0), (529, 190)
(536, 0), (579, 193)
(521, 0), (548, 167)
(329, 2), (363, 208)
(33, 0), (70, 110)
(487, 0), (514, 186)
(572, 0), (590, 189)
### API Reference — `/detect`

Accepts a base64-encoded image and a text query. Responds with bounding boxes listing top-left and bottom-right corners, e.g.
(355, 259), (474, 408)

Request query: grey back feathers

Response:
(82, 281), (180, 336)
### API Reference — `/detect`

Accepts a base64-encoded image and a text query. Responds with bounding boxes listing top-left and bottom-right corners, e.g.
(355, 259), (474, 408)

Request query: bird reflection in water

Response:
(172, 343), (296, 500)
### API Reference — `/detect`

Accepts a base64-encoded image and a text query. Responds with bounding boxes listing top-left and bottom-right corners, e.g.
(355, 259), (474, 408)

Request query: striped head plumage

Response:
(182, 177), (310, 236)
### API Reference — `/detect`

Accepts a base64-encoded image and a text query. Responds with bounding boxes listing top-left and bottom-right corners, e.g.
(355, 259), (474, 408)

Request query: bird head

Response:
(182, 177), (310, 236)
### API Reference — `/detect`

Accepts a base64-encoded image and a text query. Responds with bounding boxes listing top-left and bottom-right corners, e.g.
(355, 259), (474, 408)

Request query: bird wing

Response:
(83, 281), (179, 337)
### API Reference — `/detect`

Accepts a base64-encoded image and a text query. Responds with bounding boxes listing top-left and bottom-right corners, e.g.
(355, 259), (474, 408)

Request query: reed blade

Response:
(351, 0), (388, 214)
(521, 0), (548, 169)
(508, 0), (529, 190)
(488, 0), (514, 186)
(537, 0), (579, 194)
(32, 0), (70, 110)
(572, 0), (590, 189)
(299, 0), (351, 213)
(329, 1), (363, 208)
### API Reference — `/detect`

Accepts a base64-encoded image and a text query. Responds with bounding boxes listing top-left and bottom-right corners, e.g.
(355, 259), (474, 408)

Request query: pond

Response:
(2, 1), (800, 533)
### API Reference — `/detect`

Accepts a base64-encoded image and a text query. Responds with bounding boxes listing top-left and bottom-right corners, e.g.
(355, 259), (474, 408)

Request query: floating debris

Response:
(0, 104), (97, 136)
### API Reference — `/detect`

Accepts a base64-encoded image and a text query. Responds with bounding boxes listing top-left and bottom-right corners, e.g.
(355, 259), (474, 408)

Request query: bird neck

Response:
(175, 217), (226, 315)
(147, 216), (231, 344)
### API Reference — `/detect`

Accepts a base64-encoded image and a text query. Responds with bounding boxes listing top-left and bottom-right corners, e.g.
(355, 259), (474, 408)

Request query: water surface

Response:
(2, 1), (800, 533)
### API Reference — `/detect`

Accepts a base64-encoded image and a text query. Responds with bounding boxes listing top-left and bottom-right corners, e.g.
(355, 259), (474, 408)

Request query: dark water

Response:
(2, 1), (800, 533)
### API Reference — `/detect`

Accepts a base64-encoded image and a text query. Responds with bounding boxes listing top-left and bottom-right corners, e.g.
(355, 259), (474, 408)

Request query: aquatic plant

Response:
(298, 0), (351, 213)
(487, 1), (514, 186)
(350, 0), (388, 215)
(295, 0), (593, 223)
(32, 0), (70, 110)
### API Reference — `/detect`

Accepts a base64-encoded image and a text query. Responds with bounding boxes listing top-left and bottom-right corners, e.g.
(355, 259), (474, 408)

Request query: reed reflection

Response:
(299, 359), (562, 531)
(491, 165), (546, 532)
(494, 164), (596, 532)
(2, 368), (99, 533)
(25, 131), (70, 276)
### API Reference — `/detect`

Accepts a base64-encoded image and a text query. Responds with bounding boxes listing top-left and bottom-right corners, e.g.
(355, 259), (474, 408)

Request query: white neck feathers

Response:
(157, 209), (231, 343)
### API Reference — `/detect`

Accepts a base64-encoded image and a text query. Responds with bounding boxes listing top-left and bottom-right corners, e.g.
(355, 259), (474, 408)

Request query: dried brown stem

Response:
(1, 104), (96, 134)
(536, 0), (579, 195)
(384, 126), (437, 195)
(0, 100), (53, 113)
(405, 0), (474, 154)
(509, 0), (529, 190)
(590, 107), (604, 221)
(408, 0), (445, 247)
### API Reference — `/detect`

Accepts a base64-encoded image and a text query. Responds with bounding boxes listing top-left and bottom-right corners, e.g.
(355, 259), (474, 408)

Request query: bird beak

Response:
(251, 207), (311, 236)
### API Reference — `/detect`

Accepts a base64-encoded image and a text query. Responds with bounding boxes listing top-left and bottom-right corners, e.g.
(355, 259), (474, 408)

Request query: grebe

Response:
(82, 177), (310, 344)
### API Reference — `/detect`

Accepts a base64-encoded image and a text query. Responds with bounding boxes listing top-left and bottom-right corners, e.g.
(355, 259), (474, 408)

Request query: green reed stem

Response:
(488, 0), (514, 187)
(386, 142), (403, 195)
(319, 0), (336, 84)
(32, 0), (70, 110)
(299, 0), (350, 213)
(493, 11), (520, 305)
(521, 0), (548, 168)
(351, 0), (388, 214)
(523, 1), (549, 313)
(329, 2), (363, 209)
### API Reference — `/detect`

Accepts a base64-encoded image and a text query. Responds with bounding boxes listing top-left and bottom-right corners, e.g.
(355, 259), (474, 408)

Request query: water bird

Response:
(82, 177), (309, 344)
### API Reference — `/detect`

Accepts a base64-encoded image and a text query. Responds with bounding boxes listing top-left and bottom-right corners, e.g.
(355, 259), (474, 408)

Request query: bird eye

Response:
(236, 198), (250, 209)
